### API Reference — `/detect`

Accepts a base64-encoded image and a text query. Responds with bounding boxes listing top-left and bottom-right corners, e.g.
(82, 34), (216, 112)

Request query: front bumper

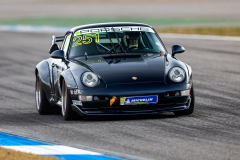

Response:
(70, 82), (191, 116)
(72, 104), (187, 116)
(71, 93), (190, 116)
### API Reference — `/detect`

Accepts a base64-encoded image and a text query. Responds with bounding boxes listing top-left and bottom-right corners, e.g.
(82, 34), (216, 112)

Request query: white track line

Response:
(159, 33), (240, 41)
(1, 25), (240, 41)
(0, 25), (69, 33)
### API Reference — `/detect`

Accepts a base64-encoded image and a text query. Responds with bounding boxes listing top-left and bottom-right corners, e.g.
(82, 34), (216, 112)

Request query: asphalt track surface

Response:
(0, 31), (240, 160)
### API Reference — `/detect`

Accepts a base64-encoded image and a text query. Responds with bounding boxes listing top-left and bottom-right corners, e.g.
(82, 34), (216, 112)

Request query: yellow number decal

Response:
(91, 33), (99, 42)
(72, 33), (99, 47)
(82, 34), (92, 44)
(72, 36), (82, 47)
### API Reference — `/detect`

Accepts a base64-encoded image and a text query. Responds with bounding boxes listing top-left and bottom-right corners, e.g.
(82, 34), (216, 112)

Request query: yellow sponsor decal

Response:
(84, 59), (102, 63)
(120, 97), (126, 105)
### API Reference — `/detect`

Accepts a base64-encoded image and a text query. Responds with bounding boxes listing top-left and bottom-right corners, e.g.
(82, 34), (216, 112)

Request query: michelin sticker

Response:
(120, 95), (158, 105)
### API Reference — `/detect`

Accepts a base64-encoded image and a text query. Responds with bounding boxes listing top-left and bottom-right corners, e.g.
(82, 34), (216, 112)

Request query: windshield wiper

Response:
(112, 27), (126, 55)
(104, 27), (118, 55)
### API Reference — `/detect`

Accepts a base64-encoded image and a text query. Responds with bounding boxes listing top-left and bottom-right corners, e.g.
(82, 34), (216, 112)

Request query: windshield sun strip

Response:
(73, 26), (154, 36)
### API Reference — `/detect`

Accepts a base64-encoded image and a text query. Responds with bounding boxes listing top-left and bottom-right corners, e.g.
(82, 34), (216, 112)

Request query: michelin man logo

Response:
(125, 99), (131, 104)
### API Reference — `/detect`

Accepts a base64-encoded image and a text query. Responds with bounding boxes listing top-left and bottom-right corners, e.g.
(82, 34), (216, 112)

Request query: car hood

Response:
(73, 53), (165, 85)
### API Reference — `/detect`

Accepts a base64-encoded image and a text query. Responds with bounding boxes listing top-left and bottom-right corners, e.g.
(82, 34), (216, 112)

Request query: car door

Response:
(52, 33), (72, 100)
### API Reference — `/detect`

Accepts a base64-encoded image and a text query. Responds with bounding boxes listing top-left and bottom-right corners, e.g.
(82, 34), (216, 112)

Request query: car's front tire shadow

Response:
(80, 113), (178, 122)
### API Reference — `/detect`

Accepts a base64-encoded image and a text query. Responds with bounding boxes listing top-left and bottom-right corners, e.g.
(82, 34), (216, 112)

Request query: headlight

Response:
(81, 72), (99, 87)
(169, 67), (185, 82)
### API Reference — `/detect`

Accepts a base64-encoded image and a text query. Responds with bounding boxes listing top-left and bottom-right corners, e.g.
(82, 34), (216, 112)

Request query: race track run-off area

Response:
(0, 31), (240, 160)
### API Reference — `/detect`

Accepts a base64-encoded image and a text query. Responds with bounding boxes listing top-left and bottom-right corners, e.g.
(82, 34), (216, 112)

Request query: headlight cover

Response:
(169, 67), (185, 82)
(81, 72), (99, 87)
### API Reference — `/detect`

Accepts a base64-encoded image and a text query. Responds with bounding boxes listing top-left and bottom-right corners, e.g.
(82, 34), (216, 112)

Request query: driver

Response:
(126, 32), (140, 50)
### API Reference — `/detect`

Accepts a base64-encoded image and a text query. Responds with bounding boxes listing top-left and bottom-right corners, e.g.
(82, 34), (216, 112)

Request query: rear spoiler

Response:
(52, 35), (64, 45)
(49, 36), (64, 54)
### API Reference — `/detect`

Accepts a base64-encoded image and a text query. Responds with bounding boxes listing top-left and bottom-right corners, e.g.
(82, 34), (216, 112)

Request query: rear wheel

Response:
(35, 74), (60, 114)
(174, 84), (195, 116)
(61, 80), (79, 120)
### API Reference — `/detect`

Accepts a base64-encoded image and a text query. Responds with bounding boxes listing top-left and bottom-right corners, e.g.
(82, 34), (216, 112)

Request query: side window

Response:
(61, 34), (71, 57)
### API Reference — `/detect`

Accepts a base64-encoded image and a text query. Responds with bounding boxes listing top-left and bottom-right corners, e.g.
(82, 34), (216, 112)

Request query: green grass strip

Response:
(0, 17), (239, 27)
(156, 27), (240, 36)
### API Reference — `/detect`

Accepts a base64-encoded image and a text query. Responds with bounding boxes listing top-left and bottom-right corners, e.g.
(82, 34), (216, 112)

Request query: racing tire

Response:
(35, 74), (60, 115)
(174, 84), (195, 116)
(61, 80), (79, 120)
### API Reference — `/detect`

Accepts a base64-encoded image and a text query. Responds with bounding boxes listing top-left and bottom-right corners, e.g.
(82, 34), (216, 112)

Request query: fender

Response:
(60, 69), (78, 90)
(35, 60), (52, 94)
(68, 61), (107, 90)
(165, 54), (190, 84)
(185, 63), (192, 83)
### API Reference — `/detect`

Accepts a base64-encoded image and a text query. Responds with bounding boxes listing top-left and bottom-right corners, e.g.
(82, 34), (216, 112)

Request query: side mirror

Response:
(49, 43), (60, 54)
(172, 45), (185, 57)
(51, 50), (64, 59)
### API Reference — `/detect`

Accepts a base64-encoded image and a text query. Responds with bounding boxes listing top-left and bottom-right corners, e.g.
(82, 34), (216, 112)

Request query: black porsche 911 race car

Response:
(35, 22), (195, 120)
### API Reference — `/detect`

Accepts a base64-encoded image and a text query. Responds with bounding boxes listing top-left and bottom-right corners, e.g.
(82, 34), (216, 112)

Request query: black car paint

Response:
(35, 60), (52, 93)
(171, 45), (186, 57)
(165, 54), (191, 84)
(73, 53), (165, 85)
(35, 22), (192, 116)
(51, 50), (65, 59)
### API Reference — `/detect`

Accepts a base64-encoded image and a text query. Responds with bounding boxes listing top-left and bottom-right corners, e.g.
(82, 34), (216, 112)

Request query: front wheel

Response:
(174, 84), (195, 116)
(61, 80), (79, 120)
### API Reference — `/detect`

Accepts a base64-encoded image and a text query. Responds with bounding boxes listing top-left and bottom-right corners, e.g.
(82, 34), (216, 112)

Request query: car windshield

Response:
(69, 26), (166, 58)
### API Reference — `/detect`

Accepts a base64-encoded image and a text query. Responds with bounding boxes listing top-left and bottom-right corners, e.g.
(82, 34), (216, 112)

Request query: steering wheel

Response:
(128, 46), (139, 50)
